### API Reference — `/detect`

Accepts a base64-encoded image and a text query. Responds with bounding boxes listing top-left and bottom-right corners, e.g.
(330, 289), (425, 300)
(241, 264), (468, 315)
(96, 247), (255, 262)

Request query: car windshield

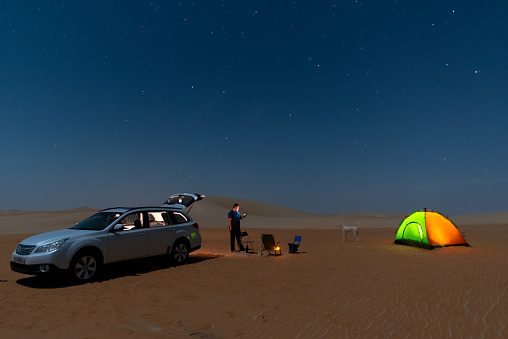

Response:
(71, 212), (121, 230)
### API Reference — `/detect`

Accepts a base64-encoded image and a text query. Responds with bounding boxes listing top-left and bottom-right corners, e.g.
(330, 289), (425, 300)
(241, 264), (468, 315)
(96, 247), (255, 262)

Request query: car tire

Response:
(70, 251), (101, 283)
(171, 241), (189, 265)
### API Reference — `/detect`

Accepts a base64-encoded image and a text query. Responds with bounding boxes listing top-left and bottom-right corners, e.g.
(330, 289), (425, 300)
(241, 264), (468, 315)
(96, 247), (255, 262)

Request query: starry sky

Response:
(1, 1), (508, 214)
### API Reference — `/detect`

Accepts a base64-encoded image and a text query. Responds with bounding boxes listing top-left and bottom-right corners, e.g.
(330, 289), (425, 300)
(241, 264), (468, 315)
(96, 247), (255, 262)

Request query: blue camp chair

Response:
(288, 236), (301, 253)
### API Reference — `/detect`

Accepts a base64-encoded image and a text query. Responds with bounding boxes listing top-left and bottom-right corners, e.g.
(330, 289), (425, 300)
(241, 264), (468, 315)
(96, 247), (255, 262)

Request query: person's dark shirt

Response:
(228, 210), (241, 229)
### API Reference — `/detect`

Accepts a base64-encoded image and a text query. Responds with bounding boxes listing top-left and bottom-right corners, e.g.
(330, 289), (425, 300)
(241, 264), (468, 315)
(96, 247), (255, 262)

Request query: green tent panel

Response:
(394, 209), (469, 249)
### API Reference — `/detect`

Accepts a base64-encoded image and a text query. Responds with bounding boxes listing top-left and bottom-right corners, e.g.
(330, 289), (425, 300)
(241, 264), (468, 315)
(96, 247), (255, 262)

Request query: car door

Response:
(107, 212), (148, 262)
(145, 210), (177, 256)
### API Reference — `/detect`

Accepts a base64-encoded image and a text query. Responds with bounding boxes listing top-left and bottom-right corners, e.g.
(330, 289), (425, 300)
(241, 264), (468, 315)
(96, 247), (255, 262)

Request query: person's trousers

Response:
(230, 228), (244, 251)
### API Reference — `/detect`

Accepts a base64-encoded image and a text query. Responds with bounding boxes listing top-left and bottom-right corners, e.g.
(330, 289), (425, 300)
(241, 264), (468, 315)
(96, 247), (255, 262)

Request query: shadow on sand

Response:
(16, 253), (222, 289)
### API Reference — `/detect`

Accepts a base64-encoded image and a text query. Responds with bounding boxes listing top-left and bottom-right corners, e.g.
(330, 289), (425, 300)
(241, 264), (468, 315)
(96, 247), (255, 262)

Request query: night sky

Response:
(2, 1), (508, 214)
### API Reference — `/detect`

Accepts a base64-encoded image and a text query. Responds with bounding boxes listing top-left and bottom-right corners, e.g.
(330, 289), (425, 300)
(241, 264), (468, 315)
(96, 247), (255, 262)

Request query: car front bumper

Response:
(10, 261), (62, 275)
(11, 250), (70, 273)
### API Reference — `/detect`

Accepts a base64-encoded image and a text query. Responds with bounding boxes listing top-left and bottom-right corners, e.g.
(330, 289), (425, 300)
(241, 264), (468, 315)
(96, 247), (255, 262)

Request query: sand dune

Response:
(0, 208), (99, 234)
(0, 197), (507, 338)
(1, 196), (506, 234)
(189, 197), (408, 229)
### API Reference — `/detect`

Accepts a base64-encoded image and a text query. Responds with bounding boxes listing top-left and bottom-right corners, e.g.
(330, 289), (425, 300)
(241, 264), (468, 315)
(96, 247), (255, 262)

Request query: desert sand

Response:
(1, 196), (507, 338)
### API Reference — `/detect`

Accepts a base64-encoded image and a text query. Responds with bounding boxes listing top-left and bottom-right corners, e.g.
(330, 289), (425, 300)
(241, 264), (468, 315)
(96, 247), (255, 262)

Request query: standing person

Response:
(228, 203), (247, 252)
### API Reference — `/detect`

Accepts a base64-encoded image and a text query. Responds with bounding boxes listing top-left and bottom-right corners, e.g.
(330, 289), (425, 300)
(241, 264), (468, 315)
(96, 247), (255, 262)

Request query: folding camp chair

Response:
(241, 231), (255, 253)
(288, 236), (301, 254)
(260, 234), (282, 256)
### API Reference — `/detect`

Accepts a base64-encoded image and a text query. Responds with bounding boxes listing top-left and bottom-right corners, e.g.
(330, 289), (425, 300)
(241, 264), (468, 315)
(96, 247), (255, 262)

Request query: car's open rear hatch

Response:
(162, 193), (205, 209)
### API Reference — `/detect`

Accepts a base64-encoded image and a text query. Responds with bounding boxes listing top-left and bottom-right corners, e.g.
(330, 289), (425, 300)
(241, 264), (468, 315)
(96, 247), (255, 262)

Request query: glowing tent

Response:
(394, 209), (469, 249)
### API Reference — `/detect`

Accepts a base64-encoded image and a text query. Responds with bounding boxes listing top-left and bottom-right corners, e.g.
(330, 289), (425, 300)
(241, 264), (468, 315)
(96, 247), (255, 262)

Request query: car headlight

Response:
(35, 238), (70, 253)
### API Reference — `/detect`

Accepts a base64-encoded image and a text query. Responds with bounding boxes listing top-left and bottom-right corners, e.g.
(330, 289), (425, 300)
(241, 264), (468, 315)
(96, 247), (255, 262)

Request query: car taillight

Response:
(192, 223), (199, 229)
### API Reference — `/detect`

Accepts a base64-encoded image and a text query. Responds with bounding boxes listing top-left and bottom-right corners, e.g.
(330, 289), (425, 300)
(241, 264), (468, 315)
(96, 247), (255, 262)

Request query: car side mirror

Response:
(112, 224), (124, 232)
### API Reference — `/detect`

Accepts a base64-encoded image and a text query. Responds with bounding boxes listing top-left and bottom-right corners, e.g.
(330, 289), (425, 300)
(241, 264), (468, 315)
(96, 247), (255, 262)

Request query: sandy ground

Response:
(1, 198), (507, 338)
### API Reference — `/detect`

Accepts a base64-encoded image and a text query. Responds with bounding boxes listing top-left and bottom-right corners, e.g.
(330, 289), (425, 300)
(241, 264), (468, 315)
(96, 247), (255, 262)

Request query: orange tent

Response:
(394, 209), (469, 249)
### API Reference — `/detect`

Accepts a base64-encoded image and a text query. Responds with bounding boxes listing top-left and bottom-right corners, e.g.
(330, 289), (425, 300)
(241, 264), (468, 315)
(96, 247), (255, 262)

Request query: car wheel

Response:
(171, 241), (189, 265)
(70, 252), (100, 282)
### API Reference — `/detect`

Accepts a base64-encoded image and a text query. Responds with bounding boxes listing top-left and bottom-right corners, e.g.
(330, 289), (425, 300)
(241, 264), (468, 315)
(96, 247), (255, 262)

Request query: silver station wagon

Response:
(11, 193), (204, 282)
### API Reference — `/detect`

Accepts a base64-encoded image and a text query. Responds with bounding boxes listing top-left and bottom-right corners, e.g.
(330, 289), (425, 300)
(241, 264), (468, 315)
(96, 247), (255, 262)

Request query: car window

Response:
(147, 211), (173, 227)
(118, 212), (143, 231)
(72, 212), (121, 230)
(172, 211), (189, 224)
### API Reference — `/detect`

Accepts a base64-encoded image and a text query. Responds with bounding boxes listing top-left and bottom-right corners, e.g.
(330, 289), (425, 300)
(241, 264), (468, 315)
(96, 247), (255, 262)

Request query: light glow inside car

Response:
(35, 238), (70, 253)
